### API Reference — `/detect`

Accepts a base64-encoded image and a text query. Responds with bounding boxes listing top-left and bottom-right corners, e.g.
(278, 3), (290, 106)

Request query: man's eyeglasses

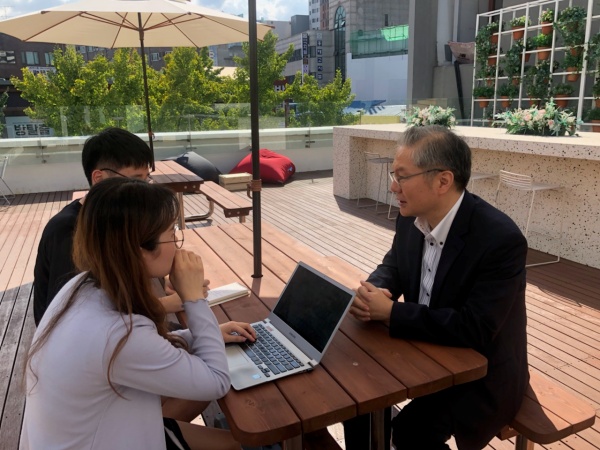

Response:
(100, 167), (153, 183)
(388, 169), (445, 186)
(156, 224), (185, 249)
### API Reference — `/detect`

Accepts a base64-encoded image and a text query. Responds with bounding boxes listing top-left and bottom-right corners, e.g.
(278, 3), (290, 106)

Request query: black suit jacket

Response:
(368, 192), (529, 448)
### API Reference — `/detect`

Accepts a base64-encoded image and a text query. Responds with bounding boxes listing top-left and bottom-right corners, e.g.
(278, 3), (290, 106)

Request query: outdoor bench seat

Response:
(186, 181), (252, 223)
(498, 371), (595, 449)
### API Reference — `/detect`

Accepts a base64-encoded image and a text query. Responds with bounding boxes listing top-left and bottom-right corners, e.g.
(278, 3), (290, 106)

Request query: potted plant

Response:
(473, 85), (495, 108)
(585, 108), (600, 132)
(502, 40), (526, 84)
(551, 83), (573, 107)
(585, 33), (600, 77)
(498, 83), (518, 108)
(524, 61), (552, 106)
(475, 23), (500, 69)
(594, 76), (600, 108)
(540, 9), (554, 35)
(563, 50), (583, 81)
(533, 33), (553, 60)
(510, 16), (530, 40)
(554, 6), (586, 47)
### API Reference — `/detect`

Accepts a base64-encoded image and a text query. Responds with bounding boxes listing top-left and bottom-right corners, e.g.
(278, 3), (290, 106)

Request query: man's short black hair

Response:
(81, 128), (154, 185)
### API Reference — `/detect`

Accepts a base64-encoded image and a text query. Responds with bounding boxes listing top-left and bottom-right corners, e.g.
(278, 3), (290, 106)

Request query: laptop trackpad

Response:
(226, 345), (252, 368)
(226, 345), (265, 389)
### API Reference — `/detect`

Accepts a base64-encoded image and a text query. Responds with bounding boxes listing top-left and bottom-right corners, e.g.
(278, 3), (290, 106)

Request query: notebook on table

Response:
(226, 261), (356, 390)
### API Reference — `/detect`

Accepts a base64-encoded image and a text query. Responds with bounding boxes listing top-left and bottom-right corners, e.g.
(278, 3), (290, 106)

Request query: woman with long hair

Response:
(21, 177), (240, 450)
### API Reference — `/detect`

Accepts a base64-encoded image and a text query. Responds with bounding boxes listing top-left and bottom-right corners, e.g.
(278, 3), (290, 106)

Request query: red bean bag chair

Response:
(229, 149), (295, 184)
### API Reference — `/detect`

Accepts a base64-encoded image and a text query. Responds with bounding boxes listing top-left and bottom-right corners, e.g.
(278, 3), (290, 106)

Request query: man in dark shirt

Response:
(33, 127), (154, 325)
(346, 126), (529, 450)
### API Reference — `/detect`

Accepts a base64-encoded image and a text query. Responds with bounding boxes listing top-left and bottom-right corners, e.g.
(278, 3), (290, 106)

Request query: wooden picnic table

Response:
(152, 160), (204, 227)
(182, 223), (488, 449)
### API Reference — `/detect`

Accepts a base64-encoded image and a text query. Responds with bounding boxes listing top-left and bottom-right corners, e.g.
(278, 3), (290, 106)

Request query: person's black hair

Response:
(81, 127), (154, 185)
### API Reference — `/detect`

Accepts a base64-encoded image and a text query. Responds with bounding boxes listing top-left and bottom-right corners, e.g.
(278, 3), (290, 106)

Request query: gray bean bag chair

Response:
(163, 151), (221, 183)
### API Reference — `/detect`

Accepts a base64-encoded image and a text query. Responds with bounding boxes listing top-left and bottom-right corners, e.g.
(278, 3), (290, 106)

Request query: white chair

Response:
(0, 156), (15, 208)
(494, 170), (563, 267)
(468, 171), (498, 191)
(357, 152), (395, 217)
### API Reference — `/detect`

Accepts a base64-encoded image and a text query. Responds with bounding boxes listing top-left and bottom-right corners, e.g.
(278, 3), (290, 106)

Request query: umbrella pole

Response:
(138, 13), (155, 170)
(248, 0), (262, 278)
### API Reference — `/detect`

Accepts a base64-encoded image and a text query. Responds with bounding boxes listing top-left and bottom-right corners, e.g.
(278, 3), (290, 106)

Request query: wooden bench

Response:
(185, 181), (252, 224)
(498, 371), (596, 449)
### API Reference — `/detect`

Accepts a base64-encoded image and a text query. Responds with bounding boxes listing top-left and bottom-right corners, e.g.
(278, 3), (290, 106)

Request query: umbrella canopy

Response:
(0, 0), (270, 49)
(0, 0), (268, 276)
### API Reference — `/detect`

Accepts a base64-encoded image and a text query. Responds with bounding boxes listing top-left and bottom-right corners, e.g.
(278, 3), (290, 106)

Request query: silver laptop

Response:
(226, 261), (356, 390)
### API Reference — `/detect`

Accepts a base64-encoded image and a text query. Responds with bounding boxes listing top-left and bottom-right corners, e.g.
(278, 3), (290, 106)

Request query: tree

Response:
(233, 31), (293, 115)
(284, 70), (357, 127)
(155, 47), (234, 131)
(12, 46), (111, 136)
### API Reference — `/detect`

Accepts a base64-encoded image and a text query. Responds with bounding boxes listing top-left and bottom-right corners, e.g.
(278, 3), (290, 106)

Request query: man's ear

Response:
(91, 169), (106, 185)
(437, 170), (455, 194)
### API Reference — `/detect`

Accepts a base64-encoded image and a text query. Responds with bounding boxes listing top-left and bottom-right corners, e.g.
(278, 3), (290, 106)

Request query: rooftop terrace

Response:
(1, 170), (599, 449)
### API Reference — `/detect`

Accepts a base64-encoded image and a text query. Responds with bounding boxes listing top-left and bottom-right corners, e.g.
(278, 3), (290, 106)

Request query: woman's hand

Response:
(219, 321), (257, 343)
(168, 250), (206, 302)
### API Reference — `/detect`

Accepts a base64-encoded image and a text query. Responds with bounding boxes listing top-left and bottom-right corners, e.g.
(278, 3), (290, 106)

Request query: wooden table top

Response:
(152, 160), (203, 192)
(182, 223), (488, 447)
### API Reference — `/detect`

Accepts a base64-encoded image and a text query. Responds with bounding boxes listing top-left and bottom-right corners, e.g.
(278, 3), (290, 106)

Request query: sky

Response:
(0, 0), (308, 22)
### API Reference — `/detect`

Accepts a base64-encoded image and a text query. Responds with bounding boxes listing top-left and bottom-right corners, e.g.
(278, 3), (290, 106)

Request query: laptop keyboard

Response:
(241, 324), (305, 377)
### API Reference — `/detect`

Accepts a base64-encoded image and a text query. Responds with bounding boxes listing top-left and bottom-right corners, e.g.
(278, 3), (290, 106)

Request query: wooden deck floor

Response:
(1, 171), (599, 449)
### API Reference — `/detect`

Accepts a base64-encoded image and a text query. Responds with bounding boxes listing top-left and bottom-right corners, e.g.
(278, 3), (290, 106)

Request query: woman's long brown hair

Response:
(26, 178), (187, 393)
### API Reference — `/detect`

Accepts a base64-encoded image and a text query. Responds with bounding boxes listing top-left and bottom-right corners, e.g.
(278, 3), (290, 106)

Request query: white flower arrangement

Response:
(493, 100), (581, 136)
(405, 105), (456, 128)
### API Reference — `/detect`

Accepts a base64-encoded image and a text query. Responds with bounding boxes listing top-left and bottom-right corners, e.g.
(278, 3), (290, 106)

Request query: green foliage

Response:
(593, 76), (600, 98)
(551, 83), (574, 96)
(473, 85), (495, 98)
(540, 9), (554, 23)
(524, 61), (553, 102)
(585, 33), (600, 72)
(12, 46), (111, 136)
(234, 31), (294, 115)
(510, 16), (530, 28)
(586, 108), (600, 120)
(503, 40), (526, 79)
(0, 88), (8, 135)
(475, 22), (499, 65)
(494, 100), (581, 136)
(533, 33), (553, 48)
(554, 6), (586, 46)
(284, 70), (357, 127)
(562, 50), (583, 71)
(498, 83), (518, 98)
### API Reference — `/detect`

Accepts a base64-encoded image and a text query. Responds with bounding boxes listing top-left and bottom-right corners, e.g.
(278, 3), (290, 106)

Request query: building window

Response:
(151, 52), (161, 61)
(334, 6), (346, 80)
(21, 51), (39, 65)
(309, 46), (316, 57)
(44, 53), (55, 66)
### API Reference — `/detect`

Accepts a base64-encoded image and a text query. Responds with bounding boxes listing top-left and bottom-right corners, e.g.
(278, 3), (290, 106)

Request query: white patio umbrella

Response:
(0, 0), (270, 276)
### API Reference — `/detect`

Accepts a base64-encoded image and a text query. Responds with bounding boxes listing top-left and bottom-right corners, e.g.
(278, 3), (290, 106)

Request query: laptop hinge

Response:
(308, 360), (318, 368)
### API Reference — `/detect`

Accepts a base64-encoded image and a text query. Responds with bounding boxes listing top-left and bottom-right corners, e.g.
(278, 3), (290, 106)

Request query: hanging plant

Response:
(503, 40), (527, 82)
(540, 8), (555, 35)
(551, 83), (573, 108)
(563, 51), (583, 81)
(554, 6), (586, 46)
(585, 33), (600, 73)
(510, 16), (530, 40)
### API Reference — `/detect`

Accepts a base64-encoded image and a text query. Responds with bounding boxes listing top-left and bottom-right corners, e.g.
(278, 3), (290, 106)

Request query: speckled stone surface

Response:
(333, 124), (600, 268)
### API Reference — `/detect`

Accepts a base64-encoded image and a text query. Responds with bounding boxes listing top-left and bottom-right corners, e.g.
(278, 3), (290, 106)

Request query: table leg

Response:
(283, 435), (303, 450)
(177, 192), (185, 229)
(370, 409), (390, 450)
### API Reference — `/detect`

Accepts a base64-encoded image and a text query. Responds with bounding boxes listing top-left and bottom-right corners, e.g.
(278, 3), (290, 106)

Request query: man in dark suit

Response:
(347, 125), (529, 449)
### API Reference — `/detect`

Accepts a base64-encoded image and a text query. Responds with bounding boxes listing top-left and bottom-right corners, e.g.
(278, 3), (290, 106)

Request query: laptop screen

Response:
(272, 263), (354, 352)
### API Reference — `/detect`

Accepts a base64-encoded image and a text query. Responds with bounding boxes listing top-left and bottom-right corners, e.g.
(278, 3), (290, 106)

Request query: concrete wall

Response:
(432, 63), (474, 121)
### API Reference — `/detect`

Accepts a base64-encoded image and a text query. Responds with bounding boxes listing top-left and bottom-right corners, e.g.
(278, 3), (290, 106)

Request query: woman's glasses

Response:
(156, 224), (184, 249)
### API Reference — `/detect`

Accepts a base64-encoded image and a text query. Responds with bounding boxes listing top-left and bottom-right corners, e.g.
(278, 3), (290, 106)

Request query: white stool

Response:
(0, 156), (15, 208)
(357, 152), (394, 216)
(494, 170), (563, 267)
(468, 171), (498, 191)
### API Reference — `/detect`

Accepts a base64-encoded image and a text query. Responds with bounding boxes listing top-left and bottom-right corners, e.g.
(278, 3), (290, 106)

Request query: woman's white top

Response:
(21, 273), (230, 450)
